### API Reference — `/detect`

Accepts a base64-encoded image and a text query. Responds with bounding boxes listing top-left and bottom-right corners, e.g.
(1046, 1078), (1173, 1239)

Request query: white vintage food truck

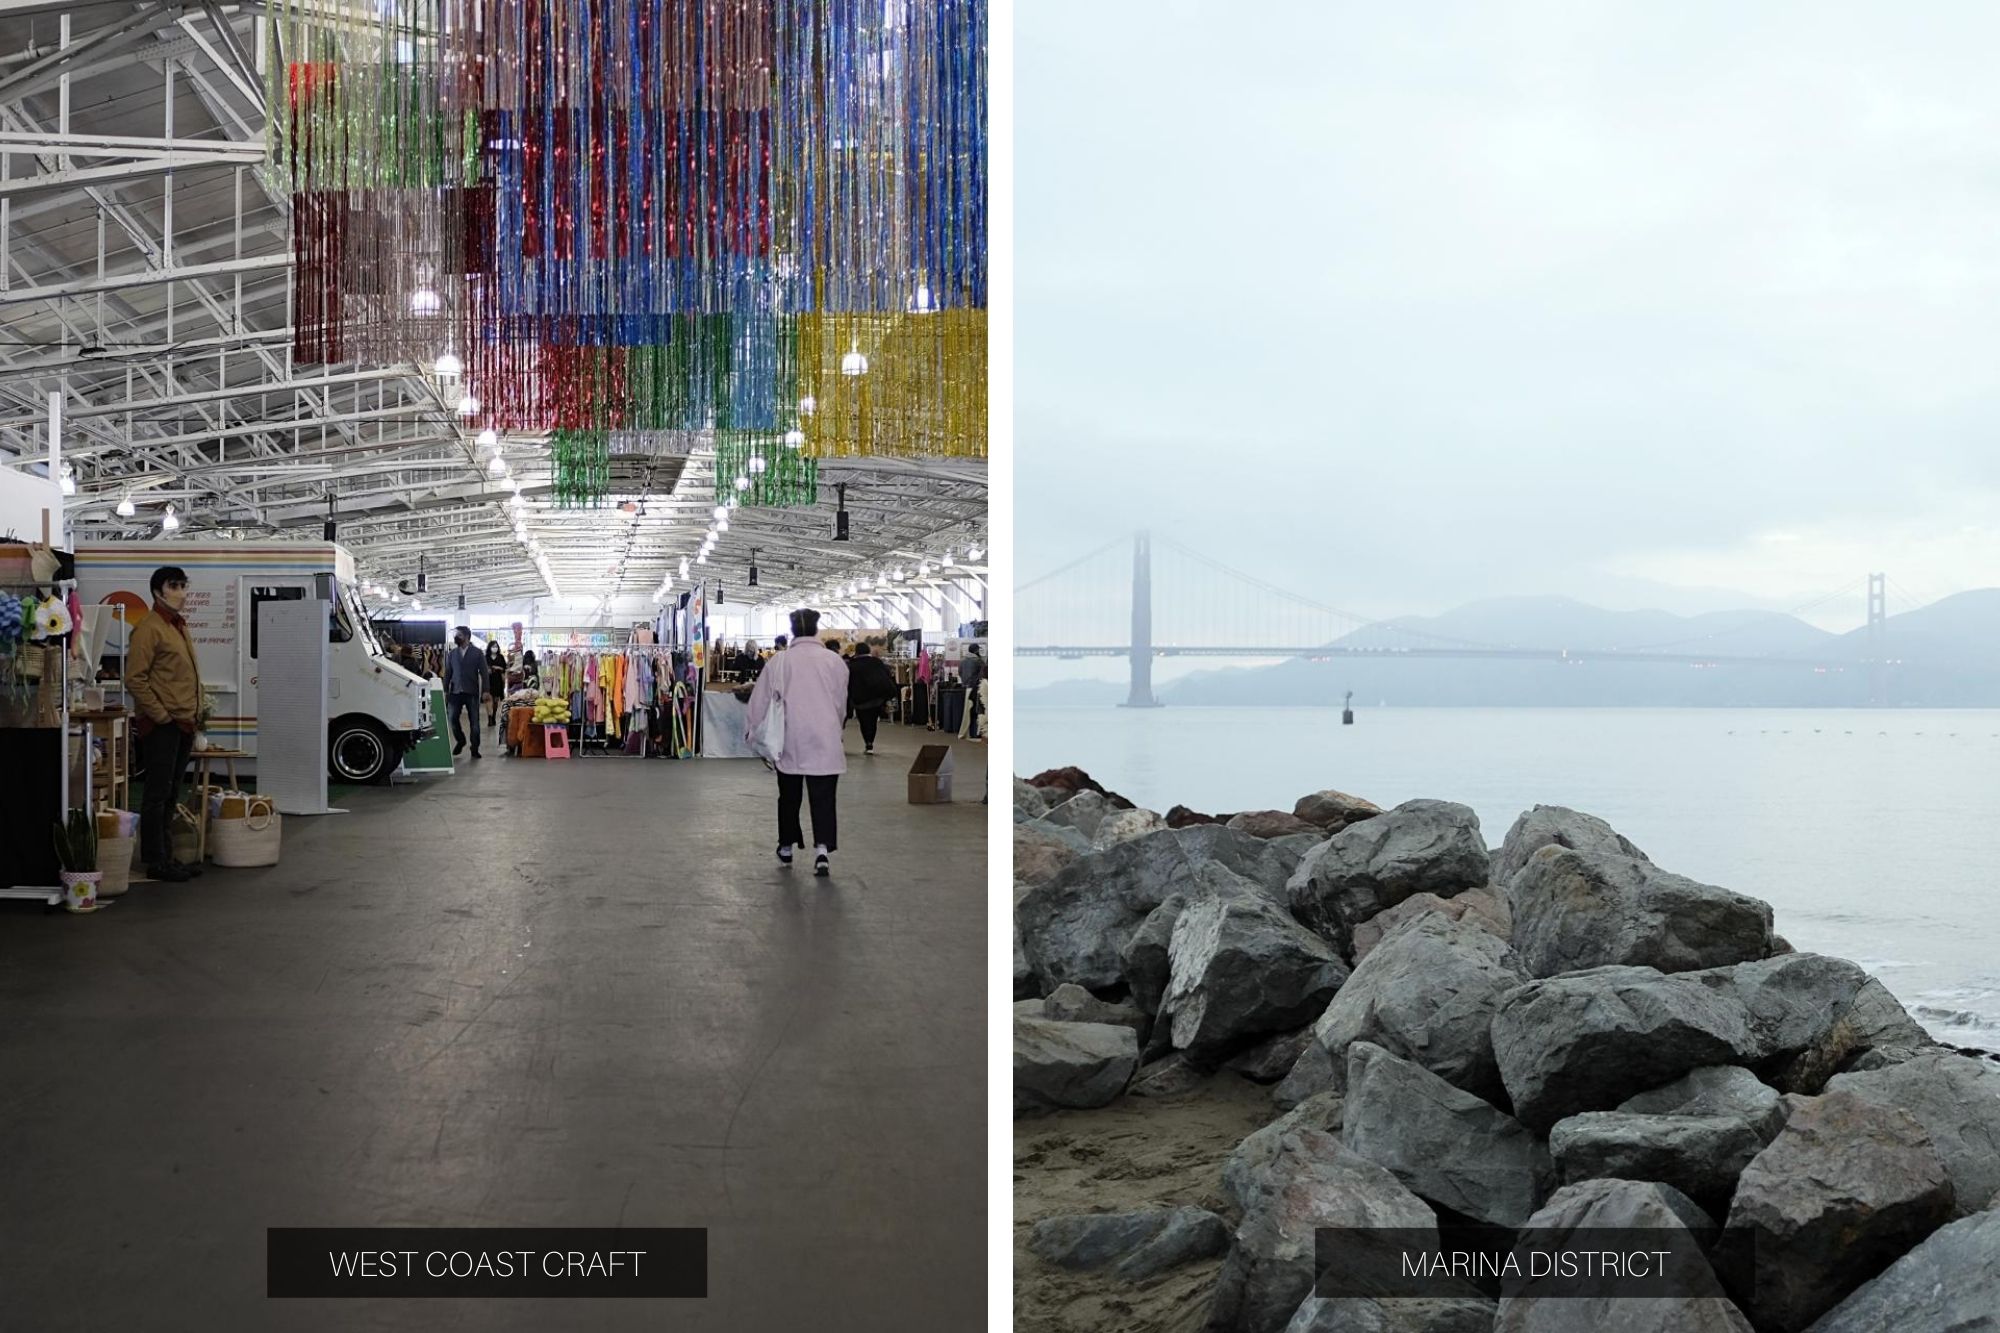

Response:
(74, 541), (431, 783)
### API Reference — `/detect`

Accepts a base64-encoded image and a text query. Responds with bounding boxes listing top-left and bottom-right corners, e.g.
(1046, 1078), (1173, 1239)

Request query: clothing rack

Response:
(1, 576), (77, 904)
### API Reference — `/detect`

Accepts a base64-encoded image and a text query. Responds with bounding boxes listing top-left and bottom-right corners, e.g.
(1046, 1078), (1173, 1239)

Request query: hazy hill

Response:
(1020, 592), (2000, 708)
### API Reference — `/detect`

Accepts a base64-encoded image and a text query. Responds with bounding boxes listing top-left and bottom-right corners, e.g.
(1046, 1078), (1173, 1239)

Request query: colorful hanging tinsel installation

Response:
(267, 0), (986, 510)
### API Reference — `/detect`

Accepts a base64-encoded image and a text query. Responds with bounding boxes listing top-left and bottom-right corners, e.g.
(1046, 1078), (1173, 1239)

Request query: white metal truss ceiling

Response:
(0, 0), (987, 614)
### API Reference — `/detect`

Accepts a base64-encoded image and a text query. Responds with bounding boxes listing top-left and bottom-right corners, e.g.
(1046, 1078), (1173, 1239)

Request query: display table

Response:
(700, 689), (756, 759)
(191, 747), (250, 863)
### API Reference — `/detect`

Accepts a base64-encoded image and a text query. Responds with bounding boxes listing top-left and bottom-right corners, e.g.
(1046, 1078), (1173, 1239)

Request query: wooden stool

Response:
(191, 746), (250, 863)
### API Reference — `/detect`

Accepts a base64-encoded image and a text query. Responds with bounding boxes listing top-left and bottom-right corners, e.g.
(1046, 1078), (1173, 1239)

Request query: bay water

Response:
(1017, 705), (2000, 1047)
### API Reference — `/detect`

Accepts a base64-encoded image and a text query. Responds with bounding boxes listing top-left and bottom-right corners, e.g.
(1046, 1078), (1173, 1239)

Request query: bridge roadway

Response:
(1018, 645), (1865, 669)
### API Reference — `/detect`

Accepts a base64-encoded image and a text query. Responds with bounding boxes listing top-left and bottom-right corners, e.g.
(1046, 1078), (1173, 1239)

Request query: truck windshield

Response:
(345, 584), (387, 656)
(317, 574), (355, 643)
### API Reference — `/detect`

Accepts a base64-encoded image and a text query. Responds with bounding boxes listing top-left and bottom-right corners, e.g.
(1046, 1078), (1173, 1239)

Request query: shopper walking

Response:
(484, 638), (507, 727)
(958, 644), (986, 740)
(521, 649), (541, 691)
(847, 642), (897, 755)
(128, 565), (203, 882)
(444, 625), (485, 759)
(746, 608), (849, 876)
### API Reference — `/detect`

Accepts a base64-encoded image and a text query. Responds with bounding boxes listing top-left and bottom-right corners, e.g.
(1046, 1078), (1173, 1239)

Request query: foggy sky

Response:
(1017, 0), (2000, 670)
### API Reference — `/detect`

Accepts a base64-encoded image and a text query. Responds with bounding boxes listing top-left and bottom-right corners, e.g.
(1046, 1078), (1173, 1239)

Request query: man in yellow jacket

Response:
(128, 565), (203, 882)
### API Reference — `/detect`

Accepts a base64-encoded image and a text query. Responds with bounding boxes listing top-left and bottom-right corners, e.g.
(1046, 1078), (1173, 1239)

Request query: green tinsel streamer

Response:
(715, 434), (818, 509)
(551, 430), (612, 508)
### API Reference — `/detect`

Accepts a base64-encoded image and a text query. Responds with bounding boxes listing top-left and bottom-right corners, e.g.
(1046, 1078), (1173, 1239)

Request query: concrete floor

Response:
(0, 720), (988, 1331)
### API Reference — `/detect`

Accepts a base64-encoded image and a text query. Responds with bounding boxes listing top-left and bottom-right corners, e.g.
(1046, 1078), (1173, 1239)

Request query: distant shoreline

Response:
(1017, 700), (2000, 711)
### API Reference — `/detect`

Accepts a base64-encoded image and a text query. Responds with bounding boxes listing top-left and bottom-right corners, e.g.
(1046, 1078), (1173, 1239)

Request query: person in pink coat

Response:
(746, 608), (851, 876)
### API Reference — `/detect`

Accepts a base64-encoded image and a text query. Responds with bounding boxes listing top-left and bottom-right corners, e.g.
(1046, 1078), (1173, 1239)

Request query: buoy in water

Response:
(1342, 690), (1355, 726)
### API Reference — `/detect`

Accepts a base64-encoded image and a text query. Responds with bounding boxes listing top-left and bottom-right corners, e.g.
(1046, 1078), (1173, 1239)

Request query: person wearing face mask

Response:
(443, 625), (485, 759)
(128, 565), (204, 882)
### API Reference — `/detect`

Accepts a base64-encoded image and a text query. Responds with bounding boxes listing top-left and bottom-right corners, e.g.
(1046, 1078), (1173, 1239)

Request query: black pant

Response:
(447, 691), (481, 753)
(139, 723), (193, 866)
(777, 771), (838, 853)
(856, 706), (881, 749)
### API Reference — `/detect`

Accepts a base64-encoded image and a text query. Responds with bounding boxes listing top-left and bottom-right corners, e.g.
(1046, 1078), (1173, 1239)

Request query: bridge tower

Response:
(1122, 531), (1163, 708)
(1867, 572), (1888, 706)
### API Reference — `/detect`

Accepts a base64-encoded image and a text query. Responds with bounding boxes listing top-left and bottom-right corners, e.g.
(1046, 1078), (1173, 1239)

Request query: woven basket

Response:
(97, 835), (136, 897)
(211, 799), (281, 868)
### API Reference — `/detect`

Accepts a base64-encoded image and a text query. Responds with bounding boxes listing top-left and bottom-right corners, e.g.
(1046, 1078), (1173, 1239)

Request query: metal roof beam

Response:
(0, 253), (289, 305)
(0, 147), (264, 198)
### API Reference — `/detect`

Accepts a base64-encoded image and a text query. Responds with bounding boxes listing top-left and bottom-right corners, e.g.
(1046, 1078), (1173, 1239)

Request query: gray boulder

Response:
(1803, 1209), (2000, 1333)
(1272, 1039), (1338, 1111)
(1039, 788), (1114, 839)
(1127, 1053), (1211, 1100)
(1027, 1206), (1232, 1282)
(1508, 847), (1773, 978)
(1619, 1065), (1786, 1141)
(1178, 822), (1320, 897)
(1491, 966), (1756, 1131)
(1015, 820), (1087, 888)
(1287, 800), (1491, 954)
(1013, 998), (1046, 1017)
(1013, 915), (1038, 1000)
(1351, 886), (1512, 963)
(1495, 1179), (1749, 1333)
(1118, 894), (1186, 1017)
(1826, 1049), (2000, 1214)
(1548, 1110), (1767, 1205)
(1014, 778), (1050, 820)
(1094, 806), (1170, 848)
(1014, 1018), (1139, 1116)
(1493, 805), (1649, 887)
(1163, 894), (1349, 1059)
(1018, 830), (1263, 991)
(1717, 1092), (1954, 1332)
(1221, 1091), (1346, 1220)
(1843, 1043), (1934, 1072)
(1226, 1027), (1316, 1083)
(1312, 912), (1526, 1101)
(1287, 1295), (1497, 1333)
(1531, 1176), (1720, 1245)
(1207, 1128), (1437, 1333)
(1773, 978), (1936, 1093)
(1684, 955), (1933, 1091)
(1228, 809), (1323, 839)
(1044, 982), (1148, 1038)
(1291, 788), (1384, 834)
(1343, 1041), (1553, 1227)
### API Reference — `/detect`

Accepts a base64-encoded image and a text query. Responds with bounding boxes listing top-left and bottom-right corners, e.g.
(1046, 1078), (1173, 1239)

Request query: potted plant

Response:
(52, 807), (101, 913)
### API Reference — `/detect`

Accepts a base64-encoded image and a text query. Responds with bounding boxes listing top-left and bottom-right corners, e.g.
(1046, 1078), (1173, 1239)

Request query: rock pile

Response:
(1014, 776), (2000, 1333)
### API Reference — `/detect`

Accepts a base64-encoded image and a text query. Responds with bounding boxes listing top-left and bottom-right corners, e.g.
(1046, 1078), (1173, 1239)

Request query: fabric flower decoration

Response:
(33, 598), (72, 640)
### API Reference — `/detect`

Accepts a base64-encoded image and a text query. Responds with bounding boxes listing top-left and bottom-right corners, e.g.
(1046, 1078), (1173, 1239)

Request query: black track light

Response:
(748, 549), (760, 588)
(833, 483), (850, 541)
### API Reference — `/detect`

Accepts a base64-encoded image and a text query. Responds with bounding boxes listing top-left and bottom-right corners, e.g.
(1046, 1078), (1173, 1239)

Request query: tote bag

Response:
(750, 698), (786, 766)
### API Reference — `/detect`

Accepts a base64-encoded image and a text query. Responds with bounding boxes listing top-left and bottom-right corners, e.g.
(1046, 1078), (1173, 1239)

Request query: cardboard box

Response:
(907, 744), (955, 804)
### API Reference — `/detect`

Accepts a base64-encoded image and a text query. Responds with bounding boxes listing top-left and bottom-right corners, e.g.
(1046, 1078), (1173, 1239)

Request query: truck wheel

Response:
(329, 719), (392, 785)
